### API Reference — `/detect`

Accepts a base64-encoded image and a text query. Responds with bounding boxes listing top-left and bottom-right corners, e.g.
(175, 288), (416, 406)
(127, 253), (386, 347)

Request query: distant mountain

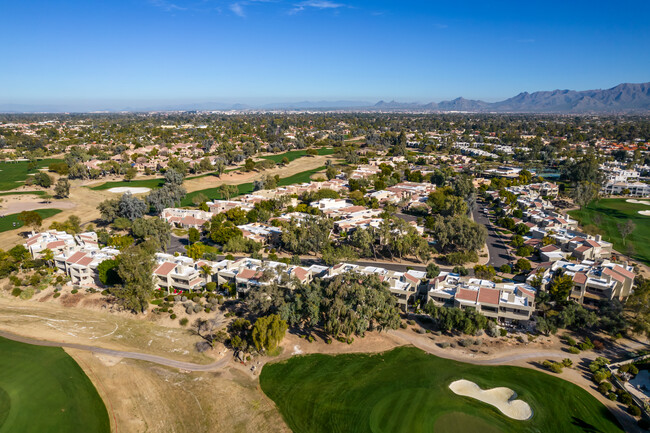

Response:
(1, 82), (648, 113)
(371, 82), (650, 114)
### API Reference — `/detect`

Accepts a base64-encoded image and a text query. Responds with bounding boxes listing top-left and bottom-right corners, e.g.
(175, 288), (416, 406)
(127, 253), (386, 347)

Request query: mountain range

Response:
(1, 82), (649, 114)
(373, 82), (650, 113)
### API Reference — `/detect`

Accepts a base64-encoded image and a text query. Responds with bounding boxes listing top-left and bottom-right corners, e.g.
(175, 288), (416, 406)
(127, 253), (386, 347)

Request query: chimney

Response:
(595, 234), (602, 242)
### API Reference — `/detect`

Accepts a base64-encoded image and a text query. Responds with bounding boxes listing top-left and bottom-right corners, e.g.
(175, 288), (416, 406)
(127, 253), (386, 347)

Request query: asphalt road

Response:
(0, 330), (229, 372)
(472, 204), (513, 269)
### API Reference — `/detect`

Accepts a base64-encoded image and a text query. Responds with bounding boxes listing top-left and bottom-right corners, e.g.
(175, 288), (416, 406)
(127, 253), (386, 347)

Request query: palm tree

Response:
(200, 265), (212, 283)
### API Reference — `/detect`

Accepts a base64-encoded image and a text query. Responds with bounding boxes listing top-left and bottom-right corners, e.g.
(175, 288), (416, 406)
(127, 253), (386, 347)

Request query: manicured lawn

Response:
(0, 337), (110, 433)
(0, 159), (62, 191)
(0, 208), (62, 233)
(180, 166), (325, 206)
(260, 346), (622, 433)
(89, 177), (166, 191)
(260, 148), (335, 164)
(569, 198), (650, 265)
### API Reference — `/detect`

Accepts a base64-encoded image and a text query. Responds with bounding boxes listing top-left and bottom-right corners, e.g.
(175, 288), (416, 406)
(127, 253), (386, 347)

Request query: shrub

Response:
(597, 382), (612, 394)
(459, 338), (474, 347)
(204, 308), (211, 313)
(562, 358), (573, 368)
(407, 319), (416, 326)
(101, 289), (110, 296)
(499, 328), (507, 337)
(579, 337), (595, 351)
(193, 304), (202, 313)
(170, 313), (177, 319)
(20, 287), (35, 300)
(399, 322), (407, 329)
(607, 392), (617, 401)
(568, 347), (581, 354)
(542, 360), (564, 374)
(438, 342), (451, 349)
(628, 405), (642, 417)
(11, 288), (22, 297)
(629, 364), (639, 375)
(619, 393), (634, 406)
(53, 292), (61, 298)
(179, 318), (188, 326)
(564, 336), (577, 346)
(593, 371), (609, 384)
(326, 338), (332, 344)
(620, 364), (630, 373)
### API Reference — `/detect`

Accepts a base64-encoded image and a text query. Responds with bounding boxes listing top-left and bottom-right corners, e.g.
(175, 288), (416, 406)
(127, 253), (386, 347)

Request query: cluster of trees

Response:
(105, 240), (157, 313)
(146, 169), (186, 214)
(98, 192), (148, 223)
(349, 216), (431, 262)
(424, 302), (497, 336)
(245, 273), (401, 339)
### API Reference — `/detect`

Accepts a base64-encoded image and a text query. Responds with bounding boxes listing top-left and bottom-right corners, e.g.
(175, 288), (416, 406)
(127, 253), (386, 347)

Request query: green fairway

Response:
(89, 177), (166, 191)
(0, 159), (62, 191)
(260, 346), (622, 433)
(0, 208), (62, 233)
(180, 166), (325, 206)
(569, 198), (650, 265)
(0, 337), (110, 433)
(260, 148), (335, 163)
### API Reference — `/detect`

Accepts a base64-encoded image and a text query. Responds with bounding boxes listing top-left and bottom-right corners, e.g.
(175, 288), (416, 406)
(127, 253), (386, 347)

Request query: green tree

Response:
(97, 259), (121, 286)
(124, 167), (137, 182)
(251, 314), (288, 352)
(112, 243), (156, 313)
(17, 211), (42, 231)
(549, 272), (573, 303)
(188, 227), (200, 244)
(54, 178), (70, 198)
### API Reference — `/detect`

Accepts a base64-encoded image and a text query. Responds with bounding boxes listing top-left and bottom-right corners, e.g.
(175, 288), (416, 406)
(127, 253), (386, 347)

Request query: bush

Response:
(564, 336), (577, 346)
(179, 318), (188, 326)
(204, 308), (211, 313)
(628, 405), (642, 417)
(170, 313), (177, 319)
(193, 305), (202, 313)
(101, 289), (110, 296)
(542, 360), (564, 373)
(562, 358), (573, 367)
(568, 347), (580, 355)
(53, 292), (61, 298)
(458, 338), (474, 347)
(399, 322), (407, 329)
(438, 342), (451, 349)
(619, 393), (633, 406)
(620, 364), (630, 373)
(597, 382), (612, 394)
(629, 364), (639, 375)
(579, 337), (595, 351)
(499, 328), (507, 337)
(20, 287), (35, 300)
(407, 319), (416, 326)
(11, 288), (22, 297)
(593, 371), (610, 384)
(607, 392), (618, 401)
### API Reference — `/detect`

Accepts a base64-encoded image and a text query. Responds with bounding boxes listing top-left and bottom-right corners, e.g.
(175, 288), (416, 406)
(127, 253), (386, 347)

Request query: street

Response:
(472, 204), (513, 269)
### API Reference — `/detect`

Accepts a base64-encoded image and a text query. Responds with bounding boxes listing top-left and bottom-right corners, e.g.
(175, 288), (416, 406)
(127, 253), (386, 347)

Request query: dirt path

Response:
(0, 330), (229, 371)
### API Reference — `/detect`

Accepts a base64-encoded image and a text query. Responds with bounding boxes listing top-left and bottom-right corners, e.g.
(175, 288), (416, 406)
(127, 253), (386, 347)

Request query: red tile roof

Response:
(155, 262), (176, 276)
(455, 288), (478, 303)
(65, 251), (87, 264)
(612, 265), (635, 280)
(477, 287), (500, 305)
(573, 272), (587, 284)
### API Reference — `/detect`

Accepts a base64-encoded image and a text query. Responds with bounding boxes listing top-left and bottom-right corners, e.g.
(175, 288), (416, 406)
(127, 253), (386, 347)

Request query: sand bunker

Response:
(639, 211), (650, 217)
(627, 199), (650, 205)
(449, 379), (532, 420)
(107, 187), (151, 194)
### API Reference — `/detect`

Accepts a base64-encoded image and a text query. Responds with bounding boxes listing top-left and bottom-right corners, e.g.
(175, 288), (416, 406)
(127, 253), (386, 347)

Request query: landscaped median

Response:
(260, 346), (623, 433)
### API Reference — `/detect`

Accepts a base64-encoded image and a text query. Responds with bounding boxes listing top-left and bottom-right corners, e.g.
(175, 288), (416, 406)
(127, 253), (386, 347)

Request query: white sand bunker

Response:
(627, 199), (650, 205)
(639, 210), (650, 217)
(449, 379), (533, 420)
(107, 187), (151, 194)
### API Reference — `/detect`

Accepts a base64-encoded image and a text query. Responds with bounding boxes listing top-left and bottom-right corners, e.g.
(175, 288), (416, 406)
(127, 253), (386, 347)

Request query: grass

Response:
(260, 346), (622, 433)
(0, 208), (62, 233)
(180, 166), (325, 206)
(569, 198), (650, 265)
(89, 177), (166, 191)
(0, 191), (46, 197)
(260, 148), (335, 164)
(0, 337), (110, 433)
(0, 159), (62, 191)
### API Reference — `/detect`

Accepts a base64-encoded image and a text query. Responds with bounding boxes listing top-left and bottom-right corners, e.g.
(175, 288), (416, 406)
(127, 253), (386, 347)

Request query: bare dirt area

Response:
(0, 196), (77, 214)
(183, 155), (332, 193)
(0, 293), (214, 364)
(67, 349), (290, 433)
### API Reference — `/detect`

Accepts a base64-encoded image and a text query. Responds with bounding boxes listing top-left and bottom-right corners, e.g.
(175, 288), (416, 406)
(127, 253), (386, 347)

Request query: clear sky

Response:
(1, 0), (649, 108)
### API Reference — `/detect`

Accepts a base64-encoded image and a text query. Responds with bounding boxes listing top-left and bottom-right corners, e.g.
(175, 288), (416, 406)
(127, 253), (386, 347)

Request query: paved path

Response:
(0, 330), (229, 371)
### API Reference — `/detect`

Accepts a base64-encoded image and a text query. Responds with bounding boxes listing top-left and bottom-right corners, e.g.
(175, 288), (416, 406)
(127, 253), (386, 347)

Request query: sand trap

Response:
(639, 211), (650, 217)
(107, 187), (151, 194)
(627, 199), (650, 205)
(449, 379), (532, 420)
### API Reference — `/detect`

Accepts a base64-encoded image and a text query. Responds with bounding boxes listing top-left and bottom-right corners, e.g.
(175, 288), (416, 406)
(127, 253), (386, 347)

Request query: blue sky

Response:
(1, 0), (649, 108)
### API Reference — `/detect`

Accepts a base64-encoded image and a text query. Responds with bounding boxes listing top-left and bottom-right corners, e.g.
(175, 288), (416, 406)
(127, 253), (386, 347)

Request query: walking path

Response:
(0, 330), (229, 371)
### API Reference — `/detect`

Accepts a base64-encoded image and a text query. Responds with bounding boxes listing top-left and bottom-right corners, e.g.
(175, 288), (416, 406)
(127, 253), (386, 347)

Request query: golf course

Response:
(260, 346), (622, 433)
(0, 337), (110, 433)
(569, 198), (650, 266)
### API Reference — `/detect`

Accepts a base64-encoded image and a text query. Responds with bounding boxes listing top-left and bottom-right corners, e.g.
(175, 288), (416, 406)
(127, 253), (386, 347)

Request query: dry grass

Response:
(68, 349), (290, 433)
